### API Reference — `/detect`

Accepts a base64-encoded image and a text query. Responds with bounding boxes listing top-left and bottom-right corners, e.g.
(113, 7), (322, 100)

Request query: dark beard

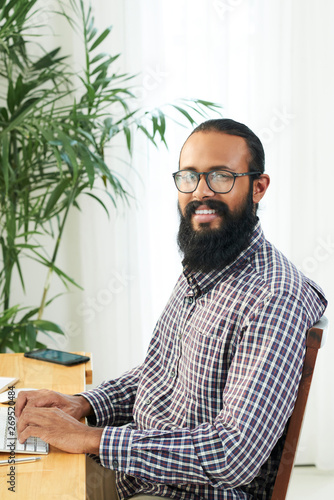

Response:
(177, 191), (258, 273)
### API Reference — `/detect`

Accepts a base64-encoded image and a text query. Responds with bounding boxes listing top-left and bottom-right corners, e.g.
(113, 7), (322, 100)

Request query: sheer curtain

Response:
(50, 0), (334, 468)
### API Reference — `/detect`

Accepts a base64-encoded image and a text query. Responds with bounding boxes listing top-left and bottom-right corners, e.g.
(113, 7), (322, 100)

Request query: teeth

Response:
(195, 209), (216, 215)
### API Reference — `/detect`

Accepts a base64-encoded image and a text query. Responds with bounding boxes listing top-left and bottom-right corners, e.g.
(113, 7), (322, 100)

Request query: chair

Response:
(271, 316), (329, 500)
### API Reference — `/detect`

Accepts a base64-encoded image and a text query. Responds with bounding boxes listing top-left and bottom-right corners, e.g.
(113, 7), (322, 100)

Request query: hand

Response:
(15, 389), (93, 421)
(16, 407), (103, 454)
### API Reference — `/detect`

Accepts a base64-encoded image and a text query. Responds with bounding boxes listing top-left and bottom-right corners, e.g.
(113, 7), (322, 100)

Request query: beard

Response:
(177, 190), (258, 273)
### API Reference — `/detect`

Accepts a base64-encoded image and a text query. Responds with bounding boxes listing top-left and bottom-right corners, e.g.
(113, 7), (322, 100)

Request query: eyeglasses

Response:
(172, 169), (261, 194)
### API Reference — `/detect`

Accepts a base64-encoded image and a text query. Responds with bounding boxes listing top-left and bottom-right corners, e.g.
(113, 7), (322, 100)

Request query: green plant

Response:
(0, 0), (220, 352)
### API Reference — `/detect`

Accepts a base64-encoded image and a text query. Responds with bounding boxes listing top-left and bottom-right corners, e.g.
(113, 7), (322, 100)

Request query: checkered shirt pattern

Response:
(82, 223), (327, 500)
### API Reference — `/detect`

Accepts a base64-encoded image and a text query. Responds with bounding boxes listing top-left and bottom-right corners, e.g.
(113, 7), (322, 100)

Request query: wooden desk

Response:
(0, 352), (92, 499)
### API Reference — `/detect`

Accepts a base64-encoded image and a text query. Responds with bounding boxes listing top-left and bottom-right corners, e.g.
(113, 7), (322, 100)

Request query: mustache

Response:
(182, 199), (230, 220)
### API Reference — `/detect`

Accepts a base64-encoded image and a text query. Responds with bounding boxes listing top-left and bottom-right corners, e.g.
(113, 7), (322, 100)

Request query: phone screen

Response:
(24, 349), (90, 366)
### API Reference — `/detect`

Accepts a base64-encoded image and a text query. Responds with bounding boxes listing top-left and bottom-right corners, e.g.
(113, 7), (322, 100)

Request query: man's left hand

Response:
(16, 407), (103, 454)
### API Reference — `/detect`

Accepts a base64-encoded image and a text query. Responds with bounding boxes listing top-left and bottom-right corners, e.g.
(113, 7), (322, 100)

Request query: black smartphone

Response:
(24, 349), (90, 366)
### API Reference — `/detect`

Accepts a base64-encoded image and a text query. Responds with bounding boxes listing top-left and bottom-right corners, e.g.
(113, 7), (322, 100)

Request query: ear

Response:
(253, 174), (270, 204)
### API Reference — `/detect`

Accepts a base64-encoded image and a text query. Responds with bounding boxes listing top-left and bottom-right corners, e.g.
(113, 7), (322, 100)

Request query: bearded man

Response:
(16, 119), (327, 500)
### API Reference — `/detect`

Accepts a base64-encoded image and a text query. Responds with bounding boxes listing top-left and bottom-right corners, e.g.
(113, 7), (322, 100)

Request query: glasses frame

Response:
(172, 169), (262, 194)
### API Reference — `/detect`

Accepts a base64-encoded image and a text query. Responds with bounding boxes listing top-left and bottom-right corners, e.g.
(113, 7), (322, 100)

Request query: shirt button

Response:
(112, 459), (119, 470)
(171, 370), (176, 378)
(145, 398), (152, 406)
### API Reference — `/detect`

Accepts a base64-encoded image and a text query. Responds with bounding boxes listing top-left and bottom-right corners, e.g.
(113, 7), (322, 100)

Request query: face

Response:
(178, 131), (269, 232)
(176, 130), (270, 272)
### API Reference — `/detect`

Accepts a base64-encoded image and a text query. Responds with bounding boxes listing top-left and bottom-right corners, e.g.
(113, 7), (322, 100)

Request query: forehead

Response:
(180, 131), (251, 171)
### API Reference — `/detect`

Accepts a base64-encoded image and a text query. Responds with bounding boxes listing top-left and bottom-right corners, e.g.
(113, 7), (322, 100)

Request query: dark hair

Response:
(189, 118), (265, 175)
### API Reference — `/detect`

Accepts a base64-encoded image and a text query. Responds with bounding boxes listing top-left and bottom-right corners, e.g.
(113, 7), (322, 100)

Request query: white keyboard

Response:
(0, 406), (49, 454)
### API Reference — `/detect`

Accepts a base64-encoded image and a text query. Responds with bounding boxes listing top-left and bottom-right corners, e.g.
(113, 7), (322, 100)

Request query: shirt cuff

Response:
(99, 425), (134, 472)
(79, 388), (115, 427)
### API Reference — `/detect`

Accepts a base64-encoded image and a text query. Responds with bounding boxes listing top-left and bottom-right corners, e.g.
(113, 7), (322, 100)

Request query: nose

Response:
(193, 174), (215, 199)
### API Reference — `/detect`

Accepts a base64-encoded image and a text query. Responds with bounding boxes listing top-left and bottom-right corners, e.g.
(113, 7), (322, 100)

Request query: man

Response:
(16, 119), (327, 499)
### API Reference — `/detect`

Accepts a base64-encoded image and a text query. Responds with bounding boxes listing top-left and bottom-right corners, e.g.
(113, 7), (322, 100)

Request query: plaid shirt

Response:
(82, 223), (327, 499)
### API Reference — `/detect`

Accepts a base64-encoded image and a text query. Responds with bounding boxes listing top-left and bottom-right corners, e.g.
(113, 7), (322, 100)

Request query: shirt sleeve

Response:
(98, 295), (323, 489)
(80, 365), (143, 427)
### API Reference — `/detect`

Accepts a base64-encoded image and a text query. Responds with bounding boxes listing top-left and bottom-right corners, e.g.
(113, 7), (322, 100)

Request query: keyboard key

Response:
(36, 440), (48, 453)
(25, 438), (36, 452)
(16, 440), (25, 451)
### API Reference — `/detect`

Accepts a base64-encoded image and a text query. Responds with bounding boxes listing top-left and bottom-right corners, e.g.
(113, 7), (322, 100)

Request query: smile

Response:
(195, 209), (217, 215)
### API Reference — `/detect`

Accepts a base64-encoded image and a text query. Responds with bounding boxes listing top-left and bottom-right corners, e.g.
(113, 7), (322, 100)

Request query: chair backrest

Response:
(271, 316), (328, 500)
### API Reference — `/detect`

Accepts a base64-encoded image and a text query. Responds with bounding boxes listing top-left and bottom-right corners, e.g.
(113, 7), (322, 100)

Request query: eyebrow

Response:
(179, 166), (235, 172)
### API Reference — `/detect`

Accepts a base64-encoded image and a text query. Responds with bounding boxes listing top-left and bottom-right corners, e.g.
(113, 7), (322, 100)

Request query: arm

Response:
(79, 364), (143, 427)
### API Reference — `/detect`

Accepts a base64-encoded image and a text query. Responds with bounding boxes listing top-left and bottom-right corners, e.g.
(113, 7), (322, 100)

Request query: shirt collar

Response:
(183, 220), (265, 297)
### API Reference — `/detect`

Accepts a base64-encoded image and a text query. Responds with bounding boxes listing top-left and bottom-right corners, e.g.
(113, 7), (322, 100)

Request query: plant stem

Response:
(37, 179), (80, 320)
(80, 0), (92, 114)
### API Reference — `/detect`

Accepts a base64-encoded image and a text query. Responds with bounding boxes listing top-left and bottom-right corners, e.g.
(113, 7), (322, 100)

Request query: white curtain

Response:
(40, 0), (334, 468)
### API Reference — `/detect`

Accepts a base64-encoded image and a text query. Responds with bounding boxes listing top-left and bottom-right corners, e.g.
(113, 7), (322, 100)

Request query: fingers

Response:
(15, 390), (32, 418)
(15, 389), (61, 419)
(17, 407), (48, 443)
(17, 420), (40, 445)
